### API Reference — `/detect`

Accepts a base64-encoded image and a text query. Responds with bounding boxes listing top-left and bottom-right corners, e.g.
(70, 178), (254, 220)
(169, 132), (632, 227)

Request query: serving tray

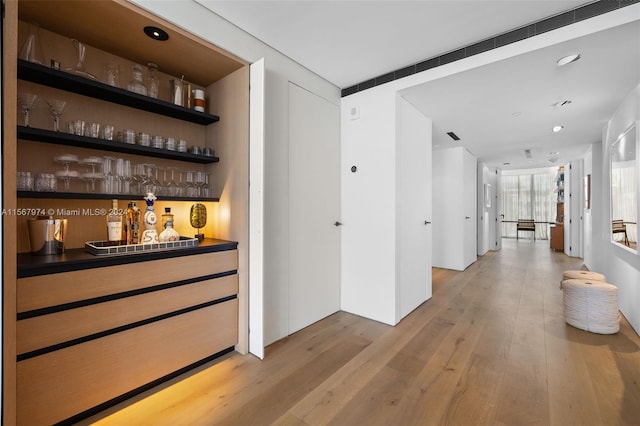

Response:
(85, 237), (199, 256)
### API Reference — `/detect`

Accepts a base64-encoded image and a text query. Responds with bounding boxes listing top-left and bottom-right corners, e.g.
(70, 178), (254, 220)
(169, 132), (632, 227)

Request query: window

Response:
(501, 170), (556, 239)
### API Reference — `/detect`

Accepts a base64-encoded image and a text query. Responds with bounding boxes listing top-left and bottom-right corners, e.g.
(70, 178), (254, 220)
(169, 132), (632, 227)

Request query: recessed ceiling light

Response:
(557, 53), (581, 66)
(553, 125), (564, 133)
(144, 26), (169, 41)
(549, 151), (559, 155)
(512, 112), (522, 117)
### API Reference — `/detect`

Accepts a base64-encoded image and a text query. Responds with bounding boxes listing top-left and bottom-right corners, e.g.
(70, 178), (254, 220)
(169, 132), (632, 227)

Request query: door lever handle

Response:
(334, 221), (343, 227)
(424, 221), (431, 225)
(465, 216), (471, 219)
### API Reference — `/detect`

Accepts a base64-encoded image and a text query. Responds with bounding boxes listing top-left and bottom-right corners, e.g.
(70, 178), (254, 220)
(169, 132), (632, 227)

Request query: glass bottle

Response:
(147, 62), (159, 99)
(159, 207), (180, 242)
(141, 192), (159, 244)
(126, 202), (141, 245)
(128, 64), (147, 96)
(107, 199), (123, 242)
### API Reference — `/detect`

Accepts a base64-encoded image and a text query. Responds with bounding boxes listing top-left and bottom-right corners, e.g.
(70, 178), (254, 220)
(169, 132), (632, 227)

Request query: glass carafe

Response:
(19, 22), (45, 64)
(147, 63), (159, 98)
(128, 64), (147, 96)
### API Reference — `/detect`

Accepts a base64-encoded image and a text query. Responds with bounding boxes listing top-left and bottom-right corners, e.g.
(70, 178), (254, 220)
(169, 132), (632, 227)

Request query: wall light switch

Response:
(349, 106), (360, 120)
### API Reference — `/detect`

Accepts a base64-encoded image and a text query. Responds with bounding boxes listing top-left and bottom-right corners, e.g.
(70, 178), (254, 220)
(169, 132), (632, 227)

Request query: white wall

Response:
(599, 84), (640, 334)
(341, 89), (398, 325)
(131, 0), (341, 345)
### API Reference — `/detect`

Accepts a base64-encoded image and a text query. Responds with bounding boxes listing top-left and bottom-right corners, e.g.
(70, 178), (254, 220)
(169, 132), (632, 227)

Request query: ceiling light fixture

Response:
(557, 53), (581, 66)
(553, 125), (564, 133)
(144, 26), (169, 41)
(549, 151), (559, 155)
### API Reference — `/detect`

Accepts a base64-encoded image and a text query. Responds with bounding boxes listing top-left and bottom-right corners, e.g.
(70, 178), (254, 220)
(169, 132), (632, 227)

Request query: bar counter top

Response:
(17, 238), (238, 278)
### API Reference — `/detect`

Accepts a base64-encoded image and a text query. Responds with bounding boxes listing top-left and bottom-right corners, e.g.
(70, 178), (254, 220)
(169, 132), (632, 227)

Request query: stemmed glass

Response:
(167, 167), (180, 197)
(18, 93), (39, 127)
(81, 156), (102, 193)
(132, 163), (147, 195)
(194, 171), (207, 197)
(185, 170), (198, 197)
(45, 99), (68, 132)
(201, 172), (211, 198)
(65, 39), (97, 80)
(54, 154), (78, 191)
(114, 158), (131, 194)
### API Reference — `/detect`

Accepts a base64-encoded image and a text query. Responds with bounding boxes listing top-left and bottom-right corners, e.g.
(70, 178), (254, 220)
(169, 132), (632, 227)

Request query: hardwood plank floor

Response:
(83, 239), (640, 425)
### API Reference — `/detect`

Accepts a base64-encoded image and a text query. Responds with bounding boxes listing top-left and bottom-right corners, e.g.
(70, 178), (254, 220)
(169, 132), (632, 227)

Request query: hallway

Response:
(87, 240), (640, 425)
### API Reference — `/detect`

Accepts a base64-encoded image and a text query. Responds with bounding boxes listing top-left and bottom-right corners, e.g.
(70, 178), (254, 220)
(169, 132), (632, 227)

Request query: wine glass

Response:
(18, 93), (39, 127)
(167, 167), (180, 197)
(45, 99), (68, 132)
(201, 173), (211, 198)
(65, 39), (97, 80)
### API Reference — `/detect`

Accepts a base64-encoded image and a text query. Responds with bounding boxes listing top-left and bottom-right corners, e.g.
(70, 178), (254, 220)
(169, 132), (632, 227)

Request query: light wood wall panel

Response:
(18, 249), (237, 312)
(17, 300), (238, 425)
(18, 274), (238, 354)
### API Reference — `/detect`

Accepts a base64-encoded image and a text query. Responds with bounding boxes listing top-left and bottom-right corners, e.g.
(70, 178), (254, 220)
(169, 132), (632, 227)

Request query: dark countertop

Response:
(17, 238), (238, 278)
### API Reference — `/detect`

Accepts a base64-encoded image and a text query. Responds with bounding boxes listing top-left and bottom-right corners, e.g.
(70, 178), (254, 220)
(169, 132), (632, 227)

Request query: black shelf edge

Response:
(17, 191), (219, 202)
(17, 239), (238, 278)
(18, 59), (220, 125)
(18, 126), (219, 164)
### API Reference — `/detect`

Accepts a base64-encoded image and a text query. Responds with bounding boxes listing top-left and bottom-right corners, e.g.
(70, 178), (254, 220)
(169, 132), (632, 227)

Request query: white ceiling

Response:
(195, 1), (640, 170)
(401, 20), (640, 168)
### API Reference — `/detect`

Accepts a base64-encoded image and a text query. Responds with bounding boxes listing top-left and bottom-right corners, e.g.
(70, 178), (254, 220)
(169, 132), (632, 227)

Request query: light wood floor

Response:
(83, 239), (640, 425)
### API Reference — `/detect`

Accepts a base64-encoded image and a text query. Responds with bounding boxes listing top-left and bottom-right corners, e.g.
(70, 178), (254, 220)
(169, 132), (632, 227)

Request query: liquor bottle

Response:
(159, 207), (180, 242)
(107, 199), (123, 242)
(127, 202), (141, 245)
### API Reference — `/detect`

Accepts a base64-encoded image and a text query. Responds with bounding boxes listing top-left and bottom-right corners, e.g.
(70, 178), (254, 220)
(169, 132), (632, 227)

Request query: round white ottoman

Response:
(560, 270), (606, 289)
(562, 279), (620, 334)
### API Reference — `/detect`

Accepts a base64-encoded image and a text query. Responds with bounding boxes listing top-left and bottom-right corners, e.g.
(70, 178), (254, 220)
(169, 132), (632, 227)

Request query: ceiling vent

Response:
(524, 149), (533, 159)
(447, 131), (460, 141)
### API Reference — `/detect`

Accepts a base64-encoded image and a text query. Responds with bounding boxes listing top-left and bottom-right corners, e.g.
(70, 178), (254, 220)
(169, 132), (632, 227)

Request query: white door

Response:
(396, 96), (432, 321)
(288, 83), (341, 334)
(463, 150), (477, 268)
(249, 59), (265, 358)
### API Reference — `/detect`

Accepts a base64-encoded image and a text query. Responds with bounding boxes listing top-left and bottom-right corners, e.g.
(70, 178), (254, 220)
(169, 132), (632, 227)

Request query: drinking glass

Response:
(167, 167), (180, 197)
(201, 173), (211, 198)
(54, 154), (78, 191)
(45, 99), (68, 132)
(81, 156), (102, 193)
(18, 93), (39, 127)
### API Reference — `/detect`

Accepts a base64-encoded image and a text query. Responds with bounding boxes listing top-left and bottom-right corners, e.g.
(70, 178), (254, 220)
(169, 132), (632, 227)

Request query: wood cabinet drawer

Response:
(17, 249), (237, 313)
(17, 299), (238, 426)
(17, 274), (238, 355)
